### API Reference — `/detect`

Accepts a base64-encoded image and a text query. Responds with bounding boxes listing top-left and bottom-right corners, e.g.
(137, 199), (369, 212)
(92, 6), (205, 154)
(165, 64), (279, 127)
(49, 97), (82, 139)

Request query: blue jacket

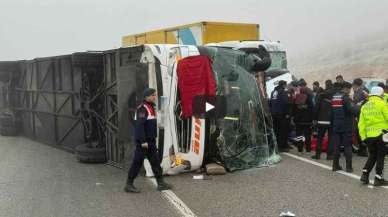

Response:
(134, 101), (157, 143)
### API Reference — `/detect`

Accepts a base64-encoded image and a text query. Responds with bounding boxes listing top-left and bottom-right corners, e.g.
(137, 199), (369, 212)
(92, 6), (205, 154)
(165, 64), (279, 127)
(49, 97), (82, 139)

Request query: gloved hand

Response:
(141, 143), (149, 149)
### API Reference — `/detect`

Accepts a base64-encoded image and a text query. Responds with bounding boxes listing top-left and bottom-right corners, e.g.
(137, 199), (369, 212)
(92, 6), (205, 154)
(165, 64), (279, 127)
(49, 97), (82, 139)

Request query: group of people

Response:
(270, 75), (388, 186)
(123, 76), (388, 193)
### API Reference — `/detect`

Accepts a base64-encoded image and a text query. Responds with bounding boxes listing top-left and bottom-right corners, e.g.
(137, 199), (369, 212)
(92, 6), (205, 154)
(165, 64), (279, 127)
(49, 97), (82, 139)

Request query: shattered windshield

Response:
(268, 51), (287, 71)
(203, 47), (280, 171)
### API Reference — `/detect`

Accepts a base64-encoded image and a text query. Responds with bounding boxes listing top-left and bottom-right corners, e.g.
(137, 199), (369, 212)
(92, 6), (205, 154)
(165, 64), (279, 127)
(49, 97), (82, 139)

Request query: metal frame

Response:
(9, 53), (104, 152)
(103, 46), (148, 168)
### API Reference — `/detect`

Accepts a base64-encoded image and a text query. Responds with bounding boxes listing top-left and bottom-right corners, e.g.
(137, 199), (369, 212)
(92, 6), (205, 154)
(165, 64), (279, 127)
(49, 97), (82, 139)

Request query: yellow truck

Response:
(122, 21), (260, 46)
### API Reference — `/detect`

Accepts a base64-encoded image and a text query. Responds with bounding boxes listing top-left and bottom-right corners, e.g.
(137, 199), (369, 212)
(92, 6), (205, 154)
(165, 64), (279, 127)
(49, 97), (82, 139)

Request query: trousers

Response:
(272, 114), (289, 149)
(363, 136), (386, 175)
(127, 140), (163, 180)
(295, 124), (312, 152)
(316, 125), (333, 155)
(332, 132), (353, 168)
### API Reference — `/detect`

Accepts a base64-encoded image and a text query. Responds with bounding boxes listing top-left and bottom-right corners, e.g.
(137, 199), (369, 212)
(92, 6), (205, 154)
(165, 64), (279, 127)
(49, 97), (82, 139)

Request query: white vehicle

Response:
(122, 44), (279, 176)
(206, 40), (295, 97)
(360, 77), (386, 92)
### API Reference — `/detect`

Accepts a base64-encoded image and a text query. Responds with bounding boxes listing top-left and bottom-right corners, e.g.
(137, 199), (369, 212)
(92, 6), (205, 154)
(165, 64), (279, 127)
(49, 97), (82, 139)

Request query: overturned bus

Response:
(1, 44), (280, 174)
(105, 44), (280, 175)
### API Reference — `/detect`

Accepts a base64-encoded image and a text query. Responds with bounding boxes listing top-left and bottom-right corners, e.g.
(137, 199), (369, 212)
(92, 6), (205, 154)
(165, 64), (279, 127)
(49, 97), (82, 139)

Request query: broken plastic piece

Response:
(279, 211), (296, 217)
(193, 175), (212, 180)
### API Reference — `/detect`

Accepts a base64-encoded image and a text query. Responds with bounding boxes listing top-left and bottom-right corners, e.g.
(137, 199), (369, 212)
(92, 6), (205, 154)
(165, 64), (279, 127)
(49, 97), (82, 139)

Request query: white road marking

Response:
(149, 178), (197, 217)
(283, 153), (388, 190)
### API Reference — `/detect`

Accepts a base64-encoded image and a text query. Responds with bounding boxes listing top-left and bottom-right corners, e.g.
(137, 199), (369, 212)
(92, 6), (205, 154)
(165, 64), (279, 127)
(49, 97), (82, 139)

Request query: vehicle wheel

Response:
(0, 113), (14, 127)
(75, 143), (107, 164)
(0, 126), (17, 136)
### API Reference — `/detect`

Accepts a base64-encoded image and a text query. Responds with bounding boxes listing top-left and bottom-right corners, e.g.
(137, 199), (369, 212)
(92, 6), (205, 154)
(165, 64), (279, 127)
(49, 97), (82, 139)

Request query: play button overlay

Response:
(206, 102), (215, 112)
(192, 95), (226, 119)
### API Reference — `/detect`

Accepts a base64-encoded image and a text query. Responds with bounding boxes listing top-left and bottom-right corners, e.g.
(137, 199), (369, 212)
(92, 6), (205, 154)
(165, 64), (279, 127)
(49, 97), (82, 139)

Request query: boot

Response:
(373, 175), (388, 187)
(124, 178), (140, 193)
(360, 170), (369, 185)
(326, 154), (334, 160)
(297, 142), (303, 153)
(305, 143), (311, 153)
(345, 156), (353, 173)
(156, 178), (172, 191)
(332, 156), (342, 171)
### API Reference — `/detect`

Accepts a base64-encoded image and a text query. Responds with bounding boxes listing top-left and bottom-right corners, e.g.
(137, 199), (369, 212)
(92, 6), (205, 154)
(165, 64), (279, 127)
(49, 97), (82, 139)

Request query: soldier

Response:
(124, 88), (172, 193)
(331, 82), (357, 172)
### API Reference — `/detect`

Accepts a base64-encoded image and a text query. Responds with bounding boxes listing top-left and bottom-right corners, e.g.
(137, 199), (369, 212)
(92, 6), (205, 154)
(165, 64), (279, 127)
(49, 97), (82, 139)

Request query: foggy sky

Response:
(1, 0), (388, 61)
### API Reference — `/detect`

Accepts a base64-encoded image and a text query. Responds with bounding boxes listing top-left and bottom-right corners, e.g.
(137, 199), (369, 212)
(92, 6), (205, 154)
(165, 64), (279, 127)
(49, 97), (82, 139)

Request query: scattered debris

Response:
(206, 163), (226, 175)
(193, 175), (212, 180)
(280, 211), (296, 217)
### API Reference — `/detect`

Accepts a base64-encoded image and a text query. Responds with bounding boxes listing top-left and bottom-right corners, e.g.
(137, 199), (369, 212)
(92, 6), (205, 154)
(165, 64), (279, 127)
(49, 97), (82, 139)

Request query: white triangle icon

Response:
(205, 102), (215, 112)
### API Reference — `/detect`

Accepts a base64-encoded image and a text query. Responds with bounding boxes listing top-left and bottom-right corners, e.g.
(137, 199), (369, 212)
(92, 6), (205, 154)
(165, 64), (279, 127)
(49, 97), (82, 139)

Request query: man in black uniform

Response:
(331, 82), (357, 172)
(124, 88), (172, 193)
(270, 80), (291, 152)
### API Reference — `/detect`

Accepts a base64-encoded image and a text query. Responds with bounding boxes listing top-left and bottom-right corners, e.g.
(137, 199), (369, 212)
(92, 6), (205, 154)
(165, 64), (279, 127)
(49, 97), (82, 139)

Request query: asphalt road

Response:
(1, 136), (388, 217)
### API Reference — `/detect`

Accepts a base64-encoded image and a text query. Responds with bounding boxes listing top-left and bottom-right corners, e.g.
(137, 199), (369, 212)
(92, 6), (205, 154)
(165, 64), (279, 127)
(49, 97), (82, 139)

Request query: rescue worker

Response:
(331, 82), (357, 172)
(352, 78), (369, 157)
(124, 88), (172, 193)
(270, 80), (291, 152)
(312, 81), (334, 160)
(359, 86), (388, 186)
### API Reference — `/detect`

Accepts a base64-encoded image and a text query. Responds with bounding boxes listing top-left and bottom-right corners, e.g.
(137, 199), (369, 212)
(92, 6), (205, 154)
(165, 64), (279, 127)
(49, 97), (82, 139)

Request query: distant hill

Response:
(290, 30), (388, 85)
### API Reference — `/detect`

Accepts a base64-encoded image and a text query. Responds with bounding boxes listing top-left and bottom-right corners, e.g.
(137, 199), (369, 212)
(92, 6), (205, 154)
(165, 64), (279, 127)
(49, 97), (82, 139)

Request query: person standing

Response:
(336, 75), (344, 83)
(293, 79), (314, 152)
(270, 80), (291, 152)
(312, 82), (334, 160)
(124, 88), (172, 193)
(359, 86), (388, 186)
(331, 82), (357, 172)
(312, 81), (324, 106)
(352, 78), (369, 157)
(352, 78), (369, 105)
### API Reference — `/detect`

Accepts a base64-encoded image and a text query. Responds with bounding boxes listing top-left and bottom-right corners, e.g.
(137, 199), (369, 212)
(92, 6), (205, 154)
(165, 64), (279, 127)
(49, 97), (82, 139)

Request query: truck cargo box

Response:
(122, 22), (260, 47)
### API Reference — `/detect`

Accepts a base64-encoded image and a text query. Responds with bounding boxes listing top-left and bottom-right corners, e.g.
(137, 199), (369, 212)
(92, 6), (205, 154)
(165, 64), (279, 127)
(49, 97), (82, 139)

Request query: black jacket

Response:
(293, 88), (314, 125)
(270, 86), (290, 116)
(134, 101), (157, 143)
(313, 89), (333, 126)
